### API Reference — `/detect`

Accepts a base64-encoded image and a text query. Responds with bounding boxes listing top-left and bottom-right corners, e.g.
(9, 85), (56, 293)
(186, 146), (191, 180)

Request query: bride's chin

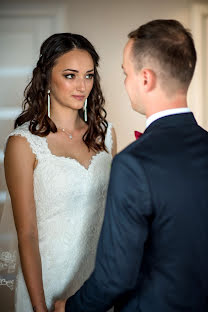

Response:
(67, 102), (84, 111)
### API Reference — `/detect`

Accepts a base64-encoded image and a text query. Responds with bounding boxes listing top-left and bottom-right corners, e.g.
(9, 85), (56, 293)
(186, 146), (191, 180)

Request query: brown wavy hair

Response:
(15, 33), (108, 152)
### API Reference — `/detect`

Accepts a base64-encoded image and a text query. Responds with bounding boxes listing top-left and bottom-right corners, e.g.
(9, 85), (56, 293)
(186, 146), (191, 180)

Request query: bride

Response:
(4, 33), (116, 312)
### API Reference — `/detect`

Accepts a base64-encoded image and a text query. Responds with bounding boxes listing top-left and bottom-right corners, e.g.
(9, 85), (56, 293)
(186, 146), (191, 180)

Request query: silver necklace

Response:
(58, 128), (73, 139)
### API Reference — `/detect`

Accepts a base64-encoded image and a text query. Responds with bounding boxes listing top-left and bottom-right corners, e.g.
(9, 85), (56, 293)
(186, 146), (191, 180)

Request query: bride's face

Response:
(50, 49), (94, 111)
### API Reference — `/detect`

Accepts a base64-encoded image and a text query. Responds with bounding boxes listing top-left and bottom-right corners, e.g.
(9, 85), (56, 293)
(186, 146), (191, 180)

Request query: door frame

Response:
(0, 1), (66, 122)
(189, 3), (208, 129)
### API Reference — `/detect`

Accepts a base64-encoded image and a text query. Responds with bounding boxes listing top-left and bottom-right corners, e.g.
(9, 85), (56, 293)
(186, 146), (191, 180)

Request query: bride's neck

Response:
(51, 110), (82, 131)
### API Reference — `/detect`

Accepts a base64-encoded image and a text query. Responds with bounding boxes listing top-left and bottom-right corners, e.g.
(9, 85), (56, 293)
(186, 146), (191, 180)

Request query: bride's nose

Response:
(76, 77), (86, 92)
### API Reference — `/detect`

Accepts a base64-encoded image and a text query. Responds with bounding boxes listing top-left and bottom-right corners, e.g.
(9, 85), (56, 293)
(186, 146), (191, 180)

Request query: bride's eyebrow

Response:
(63, 69), (78, 72)
(63, 69), (94, 73)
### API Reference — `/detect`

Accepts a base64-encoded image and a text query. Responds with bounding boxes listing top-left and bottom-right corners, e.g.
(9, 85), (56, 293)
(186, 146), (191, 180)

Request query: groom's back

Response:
(121, 113), (208, 312)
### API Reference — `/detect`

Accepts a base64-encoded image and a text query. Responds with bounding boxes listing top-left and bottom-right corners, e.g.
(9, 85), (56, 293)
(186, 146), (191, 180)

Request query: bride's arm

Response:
(111, 127), (117, 157)
(4, 136), (48, 312)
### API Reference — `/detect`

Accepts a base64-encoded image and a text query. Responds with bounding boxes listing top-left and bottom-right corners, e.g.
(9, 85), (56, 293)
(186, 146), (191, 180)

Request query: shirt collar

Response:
(146, 107), (191, 129)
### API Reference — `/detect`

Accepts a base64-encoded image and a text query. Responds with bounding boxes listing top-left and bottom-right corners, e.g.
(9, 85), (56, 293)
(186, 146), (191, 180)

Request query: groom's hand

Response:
(54, 299), (66, 312)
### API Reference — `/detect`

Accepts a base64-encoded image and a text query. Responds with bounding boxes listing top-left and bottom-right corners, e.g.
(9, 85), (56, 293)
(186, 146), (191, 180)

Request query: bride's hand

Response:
(54, 299), (66, 312)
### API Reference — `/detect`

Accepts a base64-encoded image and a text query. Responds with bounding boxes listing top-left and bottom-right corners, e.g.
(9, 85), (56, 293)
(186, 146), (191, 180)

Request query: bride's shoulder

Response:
(6, 122), (33, 146)
(15, 121), (30, 131)
(8, 121), (31, 137)
(105, 122), (117, 156)
(5, 122), (43, 157)
(104, 121), (113, 136)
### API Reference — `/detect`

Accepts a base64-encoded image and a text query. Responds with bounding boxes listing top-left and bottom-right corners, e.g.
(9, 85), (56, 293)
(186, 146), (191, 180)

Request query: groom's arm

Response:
(65, 151), (152, 312)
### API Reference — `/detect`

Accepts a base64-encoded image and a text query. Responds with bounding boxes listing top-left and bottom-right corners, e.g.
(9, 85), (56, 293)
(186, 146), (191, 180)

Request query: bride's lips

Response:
(72, 95), (85, 101)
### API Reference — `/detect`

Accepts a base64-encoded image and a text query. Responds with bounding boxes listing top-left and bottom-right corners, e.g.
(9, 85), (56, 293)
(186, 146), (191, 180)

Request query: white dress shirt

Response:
(146, 107), (191, 129)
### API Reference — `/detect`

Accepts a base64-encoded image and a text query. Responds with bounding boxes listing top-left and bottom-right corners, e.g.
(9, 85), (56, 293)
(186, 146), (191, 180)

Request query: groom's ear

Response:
(140, 68), (156, 93)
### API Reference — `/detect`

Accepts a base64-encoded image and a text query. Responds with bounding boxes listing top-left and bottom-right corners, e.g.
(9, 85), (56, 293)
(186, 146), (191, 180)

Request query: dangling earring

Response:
(47, 90), (50, 118)
(84, 99), (87, 122)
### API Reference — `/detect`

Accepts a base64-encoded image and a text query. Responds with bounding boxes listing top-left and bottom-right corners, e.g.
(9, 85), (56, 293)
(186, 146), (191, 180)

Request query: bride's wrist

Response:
(32, 305), (48, 312)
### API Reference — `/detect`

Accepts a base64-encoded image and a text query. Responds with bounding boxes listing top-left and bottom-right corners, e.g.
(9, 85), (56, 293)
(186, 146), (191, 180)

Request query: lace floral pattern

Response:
(0, 249), (17, 274)
(7, 122), (113, 312)
(0, 278), (15, 291)
(0, 249), (17, 291)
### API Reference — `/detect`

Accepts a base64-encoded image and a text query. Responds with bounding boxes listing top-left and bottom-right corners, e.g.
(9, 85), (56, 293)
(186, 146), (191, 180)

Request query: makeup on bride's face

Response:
(50, 49), (94, 110)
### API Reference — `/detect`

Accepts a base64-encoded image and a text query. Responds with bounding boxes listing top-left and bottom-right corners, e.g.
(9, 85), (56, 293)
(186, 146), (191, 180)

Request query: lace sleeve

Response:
(5, 123), (49, 160)
(105, 122), (113, 154)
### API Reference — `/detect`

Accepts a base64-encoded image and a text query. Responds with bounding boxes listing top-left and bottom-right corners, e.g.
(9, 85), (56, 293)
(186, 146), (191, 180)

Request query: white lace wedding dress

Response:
(7, 122), (113, 312)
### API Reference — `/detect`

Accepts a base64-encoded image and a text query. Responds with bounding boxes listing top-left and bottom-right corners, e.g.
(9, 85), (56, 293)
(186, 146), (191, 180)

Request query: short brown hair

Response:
(128, 19), (197, 89)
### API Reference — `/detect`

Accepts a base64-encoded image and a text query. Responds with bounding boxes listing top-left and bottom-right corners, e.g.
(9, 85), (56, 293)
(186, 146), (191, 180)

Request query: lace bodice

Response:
(7, 122), (113, 311)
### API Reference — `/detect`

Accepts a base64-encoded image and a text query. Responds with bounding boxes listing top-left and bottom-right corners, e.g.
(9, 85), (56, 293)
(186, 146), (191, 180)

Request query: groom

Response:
(55, 19), (208, 311)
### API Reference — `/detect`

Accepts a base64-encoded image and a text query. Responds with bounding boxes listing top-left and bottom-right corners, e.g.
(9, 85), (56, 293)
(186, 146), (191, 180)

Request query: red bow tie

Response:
(134, 131), (143, 140)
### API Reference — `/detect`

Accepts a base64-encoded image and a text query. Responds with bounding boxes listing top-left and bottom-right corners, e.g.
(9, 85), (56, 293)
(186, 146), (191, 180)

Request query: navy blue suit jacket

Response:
(65, 113), (208, 312)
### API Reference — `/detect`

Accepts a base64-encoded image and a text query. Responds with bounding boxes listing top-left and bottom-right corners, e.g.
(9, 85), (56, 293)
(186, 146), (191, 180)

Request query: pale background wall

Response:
(0, 0), (207, 311)
(0, 0), (207, 151)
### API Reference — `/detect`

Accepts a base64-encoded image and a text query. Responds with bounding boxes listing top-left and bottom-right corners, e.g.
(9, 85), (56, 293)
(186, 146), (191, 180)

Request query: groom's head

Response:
(122, 19), (197, 114)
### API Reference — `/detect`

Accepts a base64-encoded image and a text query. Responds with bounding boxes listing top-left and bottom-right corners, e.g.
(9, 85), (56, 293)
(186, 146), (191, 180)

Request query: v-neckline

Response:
(44, 137), (106, 171)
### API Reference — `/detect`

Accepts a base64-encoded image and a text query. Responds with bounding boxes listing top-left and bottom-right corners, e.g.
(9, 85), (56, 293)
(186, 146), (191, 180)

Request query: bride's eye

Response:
(64, 74), (75, 79)
(86, 74), (94, 79)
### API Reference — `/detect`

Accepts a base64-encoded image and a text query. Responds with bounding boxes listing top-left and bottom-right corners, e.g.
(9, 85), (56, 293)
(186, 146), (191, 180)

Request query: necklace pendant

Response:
(58, 127), (72, 139)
